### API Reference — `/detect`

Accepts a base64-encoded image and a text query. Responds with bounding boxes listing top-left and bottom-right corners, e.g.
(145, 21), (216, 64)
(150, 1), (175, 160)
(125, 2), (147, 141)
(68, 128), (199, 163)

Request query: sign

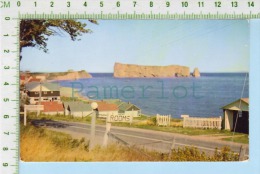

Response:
(24, 105), (44, 111)
(23, 105), (44, 126)
(107, 113), (133, 123)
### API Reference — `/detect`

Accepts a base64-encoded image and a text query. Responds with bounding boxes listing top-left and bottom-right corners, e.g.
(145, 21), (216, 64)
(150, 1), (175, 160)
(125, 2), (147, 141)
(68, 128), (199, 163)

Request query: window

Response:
(34, 99), (39, 101)
(35, 92), (38, 94)
(44, 91), (47, 94)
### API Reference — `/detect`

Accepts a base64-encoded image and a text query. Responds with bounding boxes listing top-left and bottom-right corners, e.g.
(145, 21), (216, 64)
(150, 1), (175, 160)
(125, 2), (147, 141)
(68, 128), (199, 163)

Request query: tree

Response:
(20, 20), (97, 60)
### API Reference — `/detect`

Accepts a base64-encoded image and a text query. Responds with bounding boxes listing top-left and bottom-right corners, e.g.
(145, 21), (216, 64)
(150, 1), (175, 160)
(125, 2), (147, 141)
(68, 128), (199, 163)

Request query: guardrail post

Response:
(168, 137), (176, 160)
(239, 145), (246, 161)
(24, 109), (27, 126)
(103, 122), (111, 147)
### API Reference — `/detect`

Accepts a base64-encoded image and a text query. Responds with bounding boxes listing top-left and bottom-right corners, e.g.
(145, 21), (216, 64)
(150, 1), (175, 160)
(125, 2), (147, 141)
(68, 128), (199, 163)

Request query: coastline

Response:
(60, 86), (89, 102)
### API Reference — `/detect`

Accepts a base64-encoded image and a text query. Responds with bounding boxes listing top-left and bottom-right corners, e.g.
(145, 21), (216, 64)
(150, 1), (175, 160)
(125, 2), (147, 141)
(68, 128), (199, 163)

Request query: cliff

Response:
(49, 70), (92, 80)
(114, 62), (190, 78)
(29, 70), (92, 81)
(192, 68), (200, 77)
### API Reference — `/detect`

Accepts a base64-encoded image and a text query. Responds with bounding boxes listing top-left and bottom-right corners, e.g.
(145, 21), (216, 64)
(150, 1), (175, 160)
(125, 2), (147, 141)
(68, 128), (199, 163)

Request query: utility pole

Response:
(90, 102), (98, 150)
(37, 81), (42, 116)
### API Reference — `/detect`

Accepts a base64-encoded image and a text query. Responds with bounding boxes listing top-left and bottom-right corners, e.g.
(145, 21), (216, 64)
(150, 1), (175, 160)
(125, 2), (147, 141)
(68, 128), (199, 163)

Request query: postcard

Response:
(19, 20), (250, 163)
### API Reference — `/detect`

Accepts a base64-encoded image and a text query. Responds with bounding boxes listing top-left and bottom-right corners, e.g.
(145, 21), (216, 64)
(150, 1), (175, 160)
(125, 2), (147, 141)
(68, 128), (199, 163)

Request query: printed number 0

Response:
(17, 1), (21, 7)
(150, 1), (153, 7)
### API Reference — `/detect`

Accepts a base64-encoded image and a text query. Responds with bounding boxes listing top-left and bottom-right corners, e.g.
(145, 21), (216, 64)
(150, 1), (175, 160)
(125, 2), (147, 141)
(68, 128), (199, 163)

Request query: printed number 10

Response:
(182, 1), (188, 7)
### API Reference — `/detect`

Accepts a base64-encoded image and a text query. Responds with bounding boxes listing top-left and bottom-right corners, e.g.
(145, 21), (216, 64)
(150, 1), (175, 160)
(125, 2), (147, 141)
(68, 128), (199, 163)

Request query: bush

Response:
(150, 116), (157, 125)
(168, 146), (239, 161)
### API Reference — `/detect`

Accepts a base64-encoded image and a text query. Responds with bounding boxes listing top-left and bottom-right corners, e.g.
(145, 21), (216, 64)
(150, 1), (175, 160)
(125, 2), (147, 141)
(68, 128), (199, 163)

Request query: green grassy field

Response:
(222, 134), (249, 144)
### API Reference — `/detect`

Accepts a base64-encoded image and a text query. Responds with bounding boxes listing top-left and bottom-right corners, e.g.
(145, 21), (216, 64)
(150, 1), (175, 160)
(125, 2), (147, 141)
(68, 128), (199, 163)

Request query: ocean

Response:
(58, 73), (249, 118)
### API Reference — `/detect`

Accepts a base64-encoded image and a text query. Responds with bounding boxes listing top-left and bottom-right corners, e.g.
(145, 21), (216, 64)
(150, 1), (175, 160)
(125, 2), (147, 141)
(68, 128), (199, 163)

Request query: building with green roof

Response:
(104, 99), (141, 117)
(63, 101), (93, 117)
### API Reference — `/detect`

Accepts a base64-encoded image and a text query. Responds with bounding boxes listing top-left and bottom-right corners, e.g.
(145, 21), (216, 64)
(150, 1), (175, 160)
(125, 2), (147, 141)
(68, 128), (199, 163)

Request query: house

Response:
(118, 102), (141, 117)
(20, 73), (31, 86)
(63, 101), (93, 117)
(96, 101), (119, 118)
(104, 99), (141, 117)
(38, 101), (64, 115)
(28, 77), (41, 83)
(20, 75), (26, 86)
(25, 82), (61, 104)
(221, 98), (249, 134)
(35, 75), (46, 81)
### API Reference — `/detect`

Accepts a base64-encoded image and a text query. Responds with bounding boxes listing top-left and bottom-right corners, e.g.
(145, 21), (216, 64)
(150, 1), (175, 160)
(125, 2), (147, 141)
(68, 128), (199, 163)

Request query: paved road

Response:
(31, 119), (249, 157)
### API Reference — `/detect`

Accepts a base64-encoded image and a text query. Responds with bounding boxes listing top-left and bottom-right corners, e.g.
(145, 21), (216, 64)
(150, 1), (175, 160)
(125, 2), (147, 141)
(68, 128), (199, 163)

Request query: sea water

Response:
(58, 73), (249, 118)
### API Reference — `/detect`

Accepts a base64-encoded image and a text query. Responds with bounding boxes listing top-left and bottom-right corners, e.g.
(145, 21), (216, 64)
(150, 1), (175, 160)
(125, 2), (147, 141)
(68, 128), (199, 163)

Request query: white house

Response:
(221, 98), (249, 134)
(25, 82), (61, 104)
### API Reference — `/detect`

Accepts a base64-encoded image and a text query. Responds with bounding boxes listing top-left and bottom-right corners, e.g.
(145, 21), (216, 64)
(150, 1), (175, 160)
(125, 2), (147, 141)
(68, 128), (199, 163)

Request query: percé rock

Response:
(114, 62), (190, 78)
(192, 68), (200, 77)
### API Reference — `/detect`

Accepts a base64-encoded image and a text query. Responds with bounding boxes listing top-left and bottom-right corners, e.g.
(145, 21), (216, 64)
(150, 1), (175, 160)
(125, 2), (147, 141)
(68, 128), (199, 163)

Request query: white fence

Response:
(156, 114), (171, 126)
(182, 115), (222, 130)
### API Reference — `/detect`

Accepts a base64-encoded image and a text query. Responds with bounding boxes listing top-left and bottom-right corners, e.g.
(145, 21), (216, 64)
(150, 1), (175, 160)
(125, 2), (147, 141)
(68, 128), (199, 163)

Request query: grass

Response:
(24, 113), (248, 143)
(222, 134), (249, 144)
(20, 124), (239, 162)
(20, 124), (154, 161)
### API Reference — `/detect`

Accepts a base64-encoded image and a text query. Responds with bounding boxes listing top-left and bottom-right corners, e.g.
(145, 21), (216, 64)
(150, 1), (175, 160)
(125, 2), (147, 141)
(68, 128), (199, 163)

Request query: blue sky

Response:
(20, 20), (249, 73)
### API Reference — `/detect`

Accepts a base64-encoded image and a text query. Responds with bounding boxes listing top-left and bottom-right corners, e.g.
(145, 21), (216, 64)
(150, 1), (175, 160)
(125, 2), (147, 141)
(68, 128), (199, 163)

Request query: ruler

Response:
(0, 0), (259, 174)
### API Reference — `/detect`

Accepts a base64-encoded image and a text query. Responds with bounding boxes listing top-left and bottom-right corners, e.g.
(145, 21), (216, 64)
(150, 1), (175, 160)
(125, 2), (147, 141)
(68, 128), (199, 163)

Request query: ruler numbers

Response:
(3, 0), (256, 8)
(0, 12), (19, 174)
(0, 1), (259, 174)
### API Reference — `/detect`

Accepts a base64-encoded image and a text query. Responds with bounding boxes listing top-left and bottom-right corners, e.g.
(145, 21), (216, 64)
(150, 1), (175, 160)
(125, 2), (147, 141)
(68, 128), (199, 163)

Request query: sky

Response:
(20, 20), (250, 73)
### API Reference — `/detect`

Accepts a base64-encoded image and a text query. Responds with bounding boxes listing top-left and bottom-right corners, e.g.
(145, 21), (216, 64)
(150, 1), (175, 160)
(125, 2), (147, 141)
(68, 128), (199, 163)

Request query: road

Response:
(31, 119), (249, 157)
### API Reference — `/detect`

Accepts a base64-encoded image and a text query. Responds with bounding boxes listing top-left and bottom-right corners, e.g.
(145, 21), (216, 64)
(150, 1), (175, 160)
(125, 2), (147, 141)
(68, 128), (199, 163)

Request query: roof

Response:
(28, 78), (41, 83)
(25, 82), (60, 91)
(102, 99), (123, 106)
(118, 102), (140, 112)
(221, 98), (249, 111)
(37, 101), (64, 112)
(96, 102), (118, 111)
(241, 98), (249, 104)
(101, 99), (140, 112)
(20, 75), (26, 80)
(63, 101), (92, 112)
